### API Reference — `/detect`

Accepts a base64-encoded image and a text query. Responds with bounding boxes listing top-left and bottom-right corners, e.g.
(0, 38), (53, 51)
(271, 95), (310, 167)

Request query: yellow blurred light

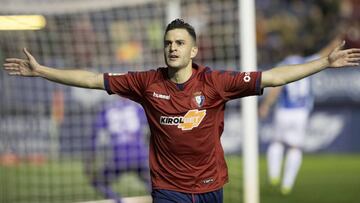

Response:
(0, 15), (46, 30)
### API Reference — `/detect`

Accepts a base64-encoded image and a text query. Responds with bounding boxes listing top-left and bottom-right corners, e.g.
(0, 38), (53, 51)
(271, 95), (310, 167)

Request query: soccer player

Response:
(259, 38), (341, 195)
(259, 54), (314, 195)
(3, 19), (360, 203)
(83, 98), (150, 203)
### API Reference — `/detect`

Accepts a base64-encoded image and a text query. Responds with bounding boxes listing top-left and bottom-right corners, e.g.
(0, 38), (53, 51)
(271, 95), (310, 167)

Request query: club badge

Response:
(193, 91), (205, 108)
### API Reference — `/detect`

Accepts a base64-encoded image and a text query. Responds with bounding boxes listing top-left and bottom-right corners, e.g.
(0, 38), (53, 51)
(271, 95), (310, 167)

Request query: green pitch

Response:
(1, 154), (360, 203)
(225, 154), (360, 203)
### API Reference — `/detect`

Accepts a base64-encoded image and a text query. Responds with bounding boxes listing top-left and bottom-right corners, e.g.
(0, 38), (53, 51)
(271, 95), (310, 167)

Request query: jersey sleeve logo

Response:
(243, 72), (251, 82)
(160, 109), (206, 131)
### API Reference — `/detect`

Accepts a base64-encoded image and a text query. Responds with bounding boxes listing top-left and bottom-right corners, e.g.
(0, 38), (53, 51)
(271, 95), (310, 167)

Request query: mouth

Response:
(168, 55), (179, 60)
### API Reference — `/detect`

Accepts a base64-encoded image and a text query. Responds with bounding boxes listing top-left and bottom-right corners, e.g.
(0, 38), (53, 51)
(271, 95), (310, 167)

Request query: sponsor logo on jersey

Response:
(202, 178), (215, 184)
(243, 72), (251, 82)
(193, 91), (205, 108)
(153, 92), (170, 100)
(160, 109), (206, 130)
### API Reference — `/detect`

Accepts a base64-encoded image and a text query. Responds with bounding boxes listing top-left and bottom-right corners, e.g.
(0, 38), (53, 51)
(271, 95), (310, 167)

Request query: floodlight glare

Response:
(0, 15), (46, 30)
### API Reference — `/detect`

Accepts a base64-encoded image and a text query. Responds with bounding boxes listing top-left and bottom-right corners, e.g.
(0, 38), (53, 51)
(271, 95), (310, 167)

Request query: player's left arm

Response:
(261, 41), (360, 88)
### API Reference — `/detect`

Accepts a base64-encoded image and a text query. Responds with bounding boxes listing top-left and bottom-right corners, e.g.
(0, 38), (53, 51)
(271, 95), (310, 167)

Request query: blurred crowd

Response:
(255, 0), (360, 67)
(178, 0), (360, 68)
(1, 0), (359, 115)
(1, 0), (359, 70)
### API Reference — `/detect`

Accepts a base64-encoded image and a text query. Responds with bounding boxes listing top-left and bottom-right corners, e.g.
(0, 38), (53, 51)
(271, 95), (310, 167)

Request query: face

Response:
(164, 29), (198, 69)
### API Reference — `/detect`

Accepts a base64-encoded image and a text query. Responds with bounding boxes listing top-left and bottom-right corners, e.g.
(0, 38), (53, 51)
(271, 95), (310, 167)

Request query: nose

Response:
(169, 42), (177, 52)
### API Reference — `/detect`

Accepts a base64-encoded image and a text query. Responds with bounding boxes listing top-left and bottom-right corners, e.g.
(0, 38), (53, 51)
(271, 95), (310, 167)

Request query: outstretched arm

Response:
(261, 41), (360, 88)
(3, 48), (105, 89)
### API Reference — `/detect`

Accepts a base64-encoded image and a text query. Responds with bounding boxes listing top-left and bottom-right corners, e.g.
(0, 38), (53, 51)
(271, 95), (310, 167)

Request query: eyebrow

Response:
(164, 39), (186, 43)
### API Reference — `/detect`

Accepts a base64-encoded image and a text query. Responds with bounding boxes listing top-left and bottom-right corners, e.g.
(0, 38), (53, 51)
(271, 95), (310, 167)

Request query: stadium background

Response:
(1, 0), (360, 203)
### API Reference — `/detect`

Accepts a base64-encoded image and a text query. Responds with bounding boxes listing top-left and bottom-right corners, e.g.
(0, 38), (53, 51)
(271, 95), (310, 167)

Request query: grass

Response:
(0, 160), (148, 203)
(1, 154), (360, 203)
(225, 154), (360, 203)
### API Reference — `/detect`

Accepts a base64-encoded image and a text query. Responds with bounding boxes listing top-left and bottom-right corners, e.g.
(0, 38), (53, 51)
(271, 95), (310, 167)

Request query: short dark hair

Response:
(165, 19), (197, 43)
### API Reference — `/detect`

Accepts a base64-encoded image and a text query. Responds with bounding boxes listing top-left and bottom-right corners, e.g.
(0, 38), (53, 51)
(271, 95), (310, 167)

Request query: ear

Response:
(190, 46), (198, 59)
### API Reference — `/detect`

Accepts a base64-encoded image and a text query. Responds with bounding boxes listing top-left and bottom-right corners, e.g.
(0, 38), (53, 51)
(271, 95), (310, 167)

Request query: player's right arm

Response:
(3, 48), (105, 89)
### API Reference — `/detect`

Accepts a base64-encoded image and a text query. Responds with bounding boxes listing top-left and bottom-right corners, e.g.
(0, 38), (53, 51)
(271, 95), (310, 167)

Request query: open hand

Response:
(328, 41), (360, 68)
(3, 48), (40, 77)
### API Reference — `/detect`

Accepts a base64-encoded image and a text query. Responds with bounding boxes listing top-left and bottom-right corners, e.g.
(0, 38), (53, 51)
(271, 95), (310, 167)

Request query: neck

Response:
(168, 62), (193, 84)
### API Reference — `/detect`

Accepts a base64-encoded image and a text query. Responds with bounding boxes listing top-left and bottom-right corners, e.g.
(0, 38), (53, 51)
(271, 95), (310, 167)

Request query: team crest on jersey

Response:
(193, 92), (205, 108)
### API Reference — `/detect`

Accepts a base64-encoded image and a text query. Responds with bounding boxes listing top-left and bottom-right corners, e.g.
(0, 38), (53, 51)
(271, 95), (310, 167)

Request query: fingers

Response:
(4, 48), (35, 63)
(335, 40), (346, 51)
(3, 63), (20, 68)
(5, 58), (26, 63)
(3, 65), (21, 75)
(346, 51), (360, 66)
(345, 62), (359, 67)
(346, 52), (360, 66)
(3, 63), (20, 72)
(348, 53), (360, 58)
(3, 59), (22, 74)
(7, 71), (22, 76)
(23, 48), (35, 61)
(348, 58), (360, 62)
(346, 48), (360, 54)
(347, 52), (360, 64)
(3, 60), (24, 73)
(341, 40), (346, 46)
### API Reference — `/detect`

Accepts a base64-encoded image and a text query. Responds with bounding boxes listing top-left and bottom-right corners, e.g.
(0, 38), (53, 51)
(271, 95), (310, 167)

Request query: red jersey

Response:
(104, 63), (262, 193)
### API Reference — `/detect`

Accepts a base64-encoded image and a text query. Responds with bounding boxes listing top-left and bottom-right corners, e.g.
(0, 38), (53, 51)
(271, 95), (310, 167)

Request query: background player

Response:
(259, 37), (342, 195)
(3, 19), (360, 203)
(83, 98), (150, 203)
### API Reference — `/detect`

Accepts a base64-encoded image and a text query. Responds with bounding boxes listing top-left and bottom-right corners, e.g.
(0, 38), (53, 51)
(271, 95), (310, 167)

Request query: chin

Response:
(169, 65), (183, 69)
(166, 61), (182, 69)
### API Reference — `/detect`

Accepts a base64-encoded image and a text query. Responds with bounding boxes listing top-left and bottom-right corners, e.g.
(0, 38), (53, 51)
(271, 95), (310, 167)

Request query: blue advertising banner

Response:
(221, 105), (360, 154)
